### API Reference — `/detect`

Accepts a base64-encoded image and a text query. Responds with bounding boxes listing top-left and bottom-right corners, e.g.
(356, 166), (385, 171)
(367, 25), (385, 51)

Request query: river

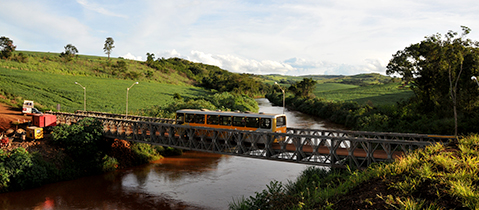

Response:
(0, 98), (344, 210)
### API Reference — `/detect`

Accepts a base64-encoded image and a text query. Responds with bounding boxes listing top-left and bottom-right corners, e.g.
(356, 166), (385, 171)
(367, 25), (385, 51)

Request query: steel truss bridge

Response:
(48, 111), (456, 169)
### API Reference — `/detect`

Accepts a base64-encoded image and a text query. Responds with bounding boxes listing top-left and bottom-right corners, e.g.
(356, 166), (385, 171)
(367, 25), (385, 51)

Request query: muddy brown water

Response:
(0, 98), (345, 210)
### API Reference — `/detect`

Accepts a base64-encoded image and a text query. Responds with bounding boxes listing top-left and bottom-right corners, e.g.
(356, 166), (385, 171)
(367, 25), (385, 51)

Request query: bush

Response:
(101, 155), (119, 172)
(51, 117), (104, 160)
(131, 143), (162, 164)
(0, 148), (58, 192)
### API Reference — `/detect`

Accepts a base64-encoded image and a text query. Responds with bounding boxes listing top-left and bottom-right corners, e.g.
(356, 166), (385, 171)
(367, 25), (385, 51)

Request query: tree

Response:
(0, 36), (16, 59)
(288, 78), (317, 97)
(103, 37), (114, 60)
(386, 26), (479, 136)
(60, 44), (78, 61)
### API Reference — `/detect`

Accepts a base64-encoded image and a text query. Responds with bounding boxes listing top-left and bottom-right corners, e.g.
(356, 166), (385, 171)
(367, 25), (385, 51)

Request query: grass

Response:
(0, 51), (193, 85)
(263, 73), (412, 107)
(0, 67), (210, 113)
(314, 83), (358, 92)
(314, 82), (413, 106)
(230, 135), (479, 209)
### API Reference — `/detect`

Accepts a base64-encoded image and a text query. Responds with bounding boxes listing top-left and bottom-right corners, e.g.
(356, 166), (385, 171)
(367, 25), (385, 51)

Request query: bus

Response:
(175, 109), (287, 133)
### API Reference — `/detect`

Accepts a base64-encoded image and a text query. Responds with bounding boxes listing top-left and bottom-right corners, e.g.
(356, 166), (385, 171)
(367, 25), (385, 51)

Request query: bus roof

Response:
(176, 109), (285, 118)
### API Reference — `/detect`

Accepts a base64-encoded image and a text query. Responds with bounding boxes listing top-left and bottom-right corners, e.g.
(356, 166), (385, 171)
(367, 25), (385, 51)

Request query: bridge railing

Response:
(48, 110), (176, 124)
(50, 111), (446, 169)
(287, 128), (456, 143)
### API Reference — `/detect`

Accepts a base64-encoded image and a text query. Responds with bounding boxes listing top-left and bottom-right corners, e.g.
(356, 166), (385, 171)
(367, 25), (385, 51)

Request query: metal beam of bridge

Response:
(49, 111), (455, 169)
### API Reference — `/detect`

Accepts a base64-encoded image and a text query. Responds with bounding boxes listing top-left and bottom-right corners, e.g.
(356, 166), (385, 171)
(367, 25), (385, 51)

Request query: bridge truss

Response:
(49, 111), (455, 169)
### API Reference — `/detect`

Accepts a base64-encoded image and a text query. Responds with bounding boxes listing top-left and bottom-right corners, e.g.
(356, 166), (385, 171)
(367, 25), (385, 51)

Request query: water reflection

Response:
(0, 98), (344, 210)
(256, 98), (345, 130)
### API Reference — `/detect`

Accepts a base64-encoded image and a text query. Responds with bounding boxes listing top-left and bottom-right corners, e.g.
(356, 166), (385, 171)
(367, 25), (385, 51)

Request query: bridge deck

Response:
(48, 111), (455, 168)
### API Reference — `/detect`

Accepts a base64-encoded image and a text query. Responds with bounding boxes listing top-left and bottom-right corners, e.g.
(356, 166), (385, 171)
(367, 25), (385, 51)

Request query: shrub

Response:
(52, 118), (103, 159)
(0, 148), (58, 192)
(131, 143), (162, 164)
(101, 155), (119, 172)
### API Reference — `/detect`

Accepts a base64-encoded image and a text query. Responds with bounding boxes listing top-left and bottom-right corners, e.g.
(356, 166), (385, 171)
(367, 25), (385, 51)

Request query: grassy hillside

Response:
(0, 67), (210, 113)
(0, 50), (276, 114)
(0, 51), (194, 85)
(314, 83), (414, 106)
(264, 73), (412, 106)
(314, 83), (358, 92)
(1, 50), (413, 111)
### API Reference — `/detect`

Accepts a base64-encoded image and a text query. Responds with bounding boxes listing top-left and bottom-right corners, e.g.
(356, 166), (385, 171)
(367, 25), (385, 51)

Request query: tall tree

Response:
(0, 36), (16, 59)
(386, 26), (479, 136)
(288, 78), (317, 97)
(60, 44), (78, 61)
(103, 37), (114, 60)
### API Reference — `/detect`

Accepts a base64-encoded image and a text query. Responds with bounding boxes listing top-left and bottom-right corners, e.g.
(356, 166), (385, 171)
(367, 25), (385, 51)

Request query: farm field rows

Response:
(0, 67), (210, 113)
(313, 82), (413, 106)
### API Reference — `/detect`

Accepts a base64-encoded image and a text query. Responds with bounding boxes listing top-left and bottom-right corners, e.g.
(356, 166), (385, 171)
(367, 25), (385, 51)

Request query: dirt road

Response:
(0, 103), (31, 133)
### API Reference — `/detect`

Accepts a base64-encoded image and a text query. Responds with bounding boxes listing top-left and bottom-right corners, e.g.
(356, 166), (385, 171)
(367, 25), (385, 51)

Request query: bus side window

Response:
(260, 118), (271, 129)
(276, 116), (286, 127)
(176, 113), (185, 124)
(207, 115), (219, 125)
(233, 116), (245, 127)
(185, 114), (195, 123)
(195, 114), (205, 124)
(220, 116), (232, 126)
(245, 117), (259, 128)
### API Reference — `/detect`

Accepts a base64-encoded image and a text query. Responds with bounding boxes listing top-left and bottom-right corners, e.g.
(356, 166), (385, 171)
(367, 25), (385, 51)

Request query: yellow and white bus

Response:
(175, 109), (287, 133)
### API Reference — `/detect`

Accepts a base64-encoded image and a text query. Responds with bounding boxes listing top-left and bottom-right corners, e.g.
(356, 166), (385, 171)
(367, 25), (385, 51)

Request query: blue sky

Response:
(1, 0), (479, 76)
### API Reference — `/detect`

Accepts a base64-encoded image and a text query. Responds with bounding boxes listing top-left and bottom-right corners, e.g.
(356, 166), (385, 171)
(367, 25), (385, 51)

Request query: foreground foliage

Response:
(0, 118), (168, 193)
(230, 135), (479, 209)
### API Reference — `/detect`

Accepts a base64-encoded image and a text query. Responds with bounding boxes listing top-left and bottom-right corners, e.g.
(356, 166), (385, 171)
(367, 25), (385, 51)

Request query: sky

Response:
(1, 0), (479, 76)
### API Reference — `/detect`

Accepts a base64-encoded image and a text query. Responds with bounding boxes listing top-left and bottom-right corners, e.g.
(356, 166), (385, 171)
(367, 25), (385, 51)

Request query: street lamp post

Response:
(472, 76), (479, 87)
(274, 82), (285, 114)
(126, 82), (139, 117)
(74, 82), (86, 111)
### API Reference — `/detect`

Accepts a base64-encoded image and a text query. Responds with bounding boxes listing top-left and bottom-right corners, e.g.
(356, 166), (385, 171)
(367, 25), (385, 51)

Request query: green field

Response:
(0, 50), (414, 111)
(314, 83), (358, 92)
(0, 67), (210, 113)
(0, 51), (193, 85)
(262, 73), (412, 106)
(314, 82), (413, 106)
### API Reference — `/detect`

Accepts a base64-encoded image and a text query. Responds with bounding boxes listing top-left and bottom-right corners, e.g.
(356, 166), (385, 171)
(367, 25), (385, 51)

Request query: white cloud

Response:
(2, 0), (479, 76)
(76, 0), (128, 18)
(122, 53), (142, 61)
(187, 51), (294, 74)
(158, 49), (182, 59)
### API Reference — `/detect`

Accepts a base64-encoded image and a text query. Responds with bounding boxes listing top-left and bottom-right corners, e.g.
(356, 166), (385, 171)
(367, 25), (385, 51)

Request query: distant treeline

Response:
(267, 92), (479, 135)
(146, 55), (272, 97)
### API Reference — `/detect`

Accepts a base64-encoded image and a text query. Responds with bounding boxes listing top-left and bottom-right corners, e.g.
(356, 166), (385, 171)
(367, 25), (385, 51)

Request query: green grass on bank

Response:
(230, 136), (479, 209)
(0, 67), (210, 113)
